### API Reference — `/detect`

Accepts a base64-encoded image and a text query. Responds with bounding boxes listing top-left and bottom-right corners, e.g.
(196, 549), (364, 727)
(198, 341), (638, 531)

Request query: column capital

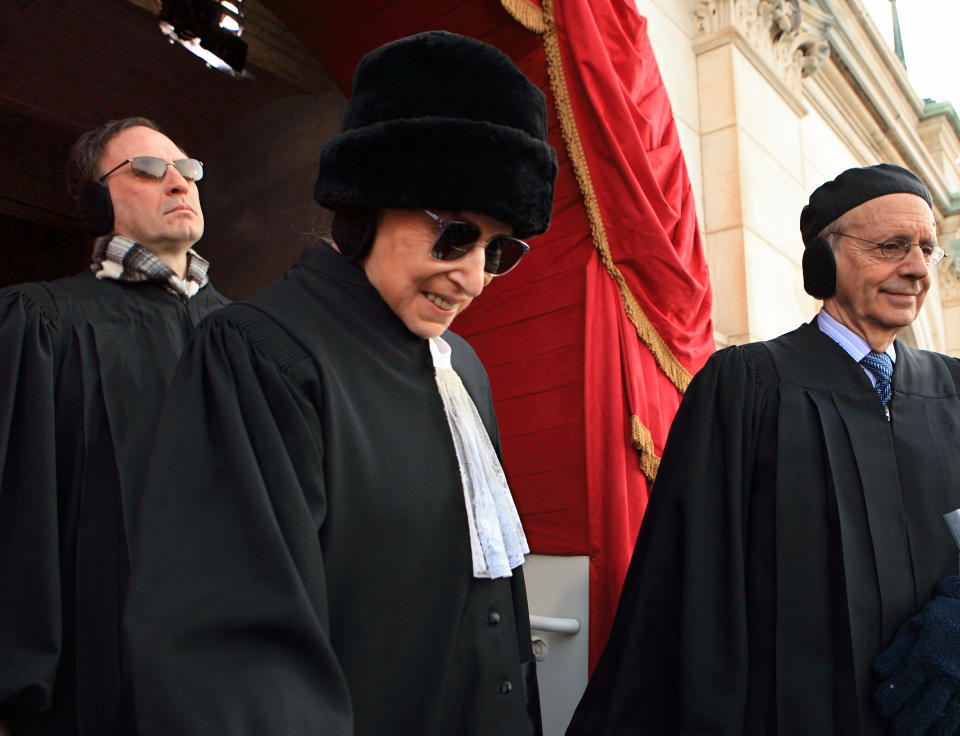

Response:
(694, 0), (830, 109)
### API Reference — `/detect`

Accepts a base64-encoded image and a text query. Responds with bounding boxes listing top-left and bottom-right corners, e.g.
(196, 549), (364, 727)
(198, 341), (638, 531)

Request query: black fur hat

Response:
(315, 31), (558, 242)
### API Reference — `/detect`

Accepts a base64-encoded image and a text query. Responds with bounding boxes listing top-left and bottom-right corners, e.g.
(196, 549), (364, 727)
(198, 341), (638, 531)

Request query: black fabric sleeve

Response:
(566, 345), (777, 736)
(0, 287), (62, 721)
(124, 309), (353, 735)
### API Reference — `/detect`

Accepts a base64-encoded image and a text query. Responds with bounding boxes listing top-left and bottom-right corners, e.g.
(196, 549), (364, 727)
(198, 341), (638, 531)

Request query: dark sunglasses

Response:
(423, 210), (529, 276)
(99, 156), (204, 183)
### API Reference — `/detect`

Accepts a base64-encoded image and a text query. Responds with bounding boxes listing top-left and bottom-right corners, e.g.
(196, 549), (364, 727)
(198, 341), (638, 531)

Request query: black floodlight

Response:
(159, 0), (248, 76)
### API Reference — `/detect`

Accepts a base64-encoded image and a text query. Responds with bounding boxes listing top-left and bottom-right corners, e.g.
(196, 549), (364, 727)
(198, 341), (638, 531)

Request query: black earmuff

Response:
(79, 183), (114, 236)
(802, 237), (836, 299)
(331, 209), (377, 262)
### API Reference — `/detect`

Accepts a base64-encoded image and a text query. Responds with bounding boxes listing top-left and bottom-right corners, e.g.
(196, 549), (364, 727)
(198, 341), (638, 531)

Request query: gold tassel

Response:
(499, 0), (547, 33)
(630, 415), (661, 483)
(538, 0), (692, 395)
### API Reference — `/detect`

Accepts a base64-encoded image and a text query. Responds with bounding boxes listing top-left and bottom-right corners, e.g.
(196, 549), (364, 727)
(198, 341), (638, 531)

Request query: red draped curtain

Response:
(465, 0), (714, 667)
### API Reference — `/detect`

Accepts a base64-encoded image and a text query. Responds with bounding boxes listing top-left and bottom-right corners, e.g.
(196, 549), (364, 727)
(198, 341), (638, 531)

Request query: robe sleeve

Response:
(124, 309), (353, 735)
(566, 345), (776, 736)
(0, 286), (61, 721)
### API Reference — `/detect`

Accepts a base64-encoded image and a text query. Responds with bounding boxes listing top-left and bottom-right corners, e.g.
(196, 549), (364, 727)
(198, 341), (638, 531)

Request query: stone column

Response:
(693, 0), (829, 344)
(938, 212), (960, 357)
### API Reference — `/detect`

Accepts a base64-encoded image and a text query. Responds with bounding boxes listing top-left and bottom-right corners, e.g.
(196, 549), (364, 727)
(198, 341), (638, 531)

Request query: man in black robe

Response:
(566, 164), (960, 735)
(124, 32), (557, 735)
(0, 118), (227, 735)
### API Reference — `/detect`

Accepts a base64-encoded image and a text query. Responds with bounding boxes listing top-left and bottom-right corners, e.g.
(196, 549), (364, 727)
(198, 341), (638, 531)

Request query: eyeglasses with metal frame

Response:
(99, 156), (204, 184)
(828, 231), (947, 266)
(423, 209), (530, 276)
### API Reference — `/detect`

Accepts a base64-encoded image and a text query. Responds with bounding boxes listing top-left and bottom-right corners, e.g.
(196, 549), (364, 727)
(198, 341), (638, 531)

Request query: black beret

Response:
(799, 163), (933, 246)
(314, 31), (558, 238)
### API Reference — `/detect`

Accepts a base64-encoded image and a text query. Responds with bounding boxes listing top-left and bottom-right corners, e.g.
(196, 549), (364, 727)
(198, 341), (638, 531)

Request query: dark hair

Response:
(65, 117), (173, 201)
(331, 209), (378, 261)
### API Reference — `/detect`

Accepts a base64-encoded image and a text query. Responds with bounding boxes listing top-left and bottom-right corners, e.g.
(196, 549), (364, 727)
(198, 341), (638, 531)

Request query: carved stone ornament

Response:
(694, 0), (831, 98)
(940, 263), (960, 302)
(944, 238), (960, 298)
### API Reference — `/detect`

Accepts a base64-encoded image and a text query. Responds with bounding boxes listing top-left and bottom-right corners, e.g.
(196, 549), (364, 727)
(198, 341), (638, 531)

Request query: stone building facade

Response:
(637, 0), (960, 353)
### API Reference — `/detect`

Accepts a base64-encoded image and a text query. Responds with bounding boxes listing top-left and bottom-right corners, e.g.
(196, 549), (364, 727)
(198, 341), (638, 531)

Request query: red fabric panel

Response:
(301, 1), (536, 95)
(458, 102), (594, 557)
(582, 254), (648, 652)
(482, 7), (711, 338)
(552, 0), (713, 368)
(455, 23), (594, 560)
(548, 0), (715, 667)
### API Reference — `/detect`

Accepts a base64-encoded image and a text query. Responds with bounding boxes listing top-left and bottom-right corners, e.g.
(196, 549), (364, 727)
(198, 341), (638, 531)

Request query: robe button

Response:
(499, 680), (513, 695)
(488, 611), (501, 626)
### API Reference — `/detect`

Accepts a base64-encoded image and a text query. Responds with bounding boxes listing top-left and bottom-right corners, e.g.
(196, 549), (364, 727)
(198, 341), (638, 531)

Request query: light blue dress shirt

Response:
(816, 309), (896, 388)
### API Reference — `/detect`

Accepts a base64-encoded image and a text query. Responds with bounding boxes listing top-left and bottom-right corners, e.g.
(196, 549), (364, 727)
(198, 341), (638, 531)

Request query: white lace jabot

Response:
(429, 336), (529, 579)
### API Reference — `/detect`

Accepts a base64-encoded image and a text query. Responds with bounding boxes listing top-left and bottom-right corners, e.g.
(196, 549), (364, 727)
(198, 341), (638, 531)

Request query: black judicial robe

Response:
(567, 322), (960, 736)
(125, 244), (540, 736)
(0, 272), (227, 735)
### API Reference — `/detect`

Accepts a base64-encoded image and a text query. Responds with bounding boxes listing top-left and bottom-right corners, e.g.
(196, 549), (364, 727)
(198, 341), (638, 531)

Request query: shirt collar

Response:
(90, 234), (210, 301)
(816, 309), (896, 363)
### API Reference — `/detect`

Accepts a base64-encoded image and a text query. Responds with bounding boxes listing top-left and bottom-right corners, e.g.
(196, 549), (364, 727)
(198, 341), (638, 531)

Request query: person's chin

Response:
(407, 297), (460, 337)
(874, 309), (917, 331)
(411, 323), (448, 339)
(405, 313), (454, 339)
(165, 225), (203, 244)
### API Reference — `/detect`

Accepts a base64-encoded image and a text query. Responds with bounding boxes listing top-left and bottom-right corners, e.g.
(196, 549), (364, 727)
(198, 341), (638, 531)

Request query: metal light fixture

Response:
(159, 0), (248, 76)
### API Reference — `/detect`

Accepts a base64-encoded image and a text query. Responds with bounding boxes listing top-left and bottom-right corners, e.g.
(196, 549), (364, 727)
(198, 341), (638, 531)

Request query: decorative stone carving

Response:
(940, 263), (960, 302)
(694, 0), (831, 99)
(944, 236), (960, 297)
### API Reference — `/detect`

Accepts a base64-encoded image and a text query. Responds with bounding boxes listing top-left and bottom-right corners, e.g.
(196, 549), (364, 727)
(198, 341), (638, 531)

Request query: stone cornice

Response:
(822, 0), (919, 112)
(945, 258), (960, 295)
(693, 0), (831, 115)
(803, 0), (960, 215)
(922, 102), (960, 151)
(945, 224), (960, 282)
(803, 61), (884, 161)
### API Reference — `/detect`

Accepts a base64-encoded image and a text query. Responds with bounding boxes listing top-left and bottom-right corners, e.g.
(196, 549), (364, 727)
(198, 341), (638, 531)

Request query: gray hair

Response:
(817, 212), (849, 252)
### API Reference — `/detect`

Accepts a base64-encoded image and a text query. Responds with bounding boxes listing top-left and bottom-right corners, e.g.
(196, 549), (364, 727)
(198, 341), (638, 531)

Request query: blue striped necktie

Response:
(860, 351), (894, 407)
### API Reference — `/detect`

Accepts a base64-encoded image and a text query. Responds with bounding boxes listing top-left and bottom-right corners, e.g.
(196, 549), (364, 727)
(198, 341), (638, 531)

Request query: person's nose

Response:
(164, 164), (191, 195)
(899, 244), (930, 279)
(448, 243), (489, 297)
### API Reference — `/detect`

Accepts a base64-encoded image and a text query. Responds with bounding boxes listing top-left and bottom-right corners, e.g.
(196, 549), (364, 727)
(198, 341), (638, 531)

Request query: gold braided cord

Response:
(499, 0), (547, 33)
(539, 0), (692, 394)
(630, 415), (661, 483)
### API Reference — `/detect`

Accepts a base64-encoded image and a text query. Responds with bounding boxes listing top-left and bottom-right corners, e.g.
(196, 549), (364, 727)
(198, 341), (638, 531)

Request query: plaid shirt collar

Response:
(90, 235), (210, 301)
